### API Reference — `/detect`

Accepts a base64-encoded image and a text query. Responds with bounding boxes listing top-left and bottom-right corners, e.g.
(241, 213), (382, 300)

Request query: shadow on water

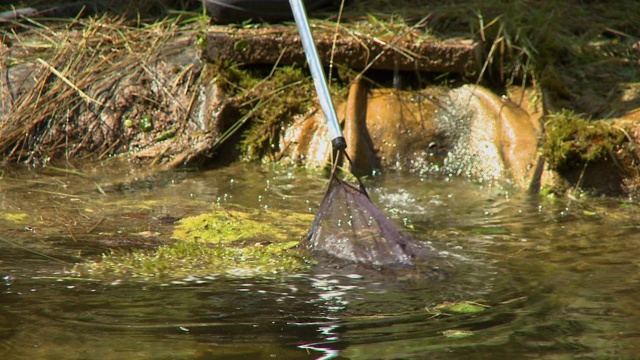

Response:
(2, 162), (640, 359)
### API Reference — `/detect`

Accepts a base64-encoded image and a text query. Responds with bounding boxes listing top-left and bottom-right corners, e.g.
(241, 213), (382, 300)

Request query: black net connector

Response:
(331, 136), (347, 152)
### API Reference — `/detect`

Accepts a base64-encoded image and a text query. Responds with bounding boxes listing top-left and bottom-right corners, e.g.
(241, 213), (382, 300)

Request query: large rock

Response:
(279, 82), (542, 189)
(436, 85), (542, 188)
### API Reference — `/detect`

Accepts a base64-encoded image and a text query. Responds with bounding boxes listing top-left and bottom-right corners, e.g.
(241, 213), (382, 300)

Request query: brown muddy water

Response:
(1, 162), (639, 359)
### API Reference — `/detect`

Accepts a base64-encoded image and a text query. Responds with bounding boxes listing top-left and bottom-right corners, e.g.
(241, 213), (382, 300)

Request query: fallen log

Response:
(202, 25), (481, 74)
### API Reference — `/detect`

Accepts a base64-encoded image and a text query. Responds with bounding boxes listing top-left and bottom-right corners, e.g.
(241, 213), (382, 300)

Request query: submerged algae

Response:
(75, 208), (315, 279)
(78, 240), (308, 279)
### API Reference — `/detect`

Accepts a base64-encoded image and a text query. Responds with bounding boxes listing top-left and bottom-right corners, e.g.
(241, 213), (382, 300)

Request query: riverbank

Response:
(1, 0), (639, 196)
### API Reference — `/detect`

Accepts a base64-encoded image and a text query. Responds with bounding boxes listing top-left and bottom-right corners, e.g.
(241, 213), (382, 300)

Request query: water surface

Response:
(1, 162), (639, 359)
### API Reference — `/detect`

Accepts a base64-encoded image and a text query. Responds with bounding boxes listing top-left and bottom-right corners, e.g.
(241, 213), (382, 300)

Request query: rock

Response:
(279, 83), (542, 189)
(360, 84), (443, 172)
(437, 85), (542, 188)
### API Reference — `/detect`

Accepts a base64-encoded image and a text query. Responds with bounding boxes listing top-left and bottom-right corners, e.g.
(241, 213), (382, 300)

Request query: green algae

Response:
(75, 207), (316, 280)
(0, 212), (29, 223)
(76, 240), (309, 279)
(172, 208), (314, 245)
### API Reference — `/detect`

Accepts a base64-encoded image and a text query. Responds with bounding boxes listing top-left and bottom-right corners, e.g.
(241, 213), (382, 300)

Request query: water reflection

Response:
(1, 163), (640, 358)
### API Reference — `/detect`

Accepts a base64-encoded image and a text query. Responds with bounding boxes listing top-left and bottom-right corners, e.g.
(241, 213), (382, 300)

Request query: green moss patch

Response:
(77, 240), (309, 279)
(543, 110), (627, 171)
(74, 208), (316, 280)
(214, 64), (317, 160)
(172, 208), (314, 244)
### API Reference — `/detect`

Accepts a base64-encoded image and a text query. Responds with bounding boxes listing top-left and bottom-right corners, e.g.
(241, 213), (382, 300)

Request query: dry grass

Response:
(334, 0), (640, 115)
(1, 14), (211, 165)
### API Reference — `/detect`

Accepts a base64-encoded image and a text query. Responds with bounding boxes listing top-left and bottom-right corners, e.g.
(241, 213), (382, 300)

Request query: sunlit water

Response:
(1, 162), (640, 359)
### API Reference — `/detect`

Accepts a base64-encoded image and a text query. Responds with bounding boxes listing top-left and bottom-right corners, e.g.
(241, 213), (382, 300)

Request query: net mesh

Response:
(307, 170), (432, 268)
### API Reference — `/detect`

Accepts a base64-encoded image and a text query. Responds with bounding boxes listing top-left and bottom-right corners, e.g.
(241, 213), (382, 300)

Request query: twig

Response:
(346, 15), (431, 87)
(87, 212), (105, 234)
(36, 57), (104, 106)
(328, 0), (347, 86)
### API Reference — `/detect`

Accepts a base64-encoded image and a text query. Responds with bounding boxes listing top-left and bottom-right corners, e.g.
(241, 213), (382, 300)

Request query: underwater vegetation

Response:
(75, 208), (316, 279)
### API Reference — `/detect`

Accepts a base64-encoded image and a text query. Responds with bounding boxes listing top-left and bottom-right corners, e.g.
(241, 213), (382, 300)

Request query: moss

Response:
(214, 63), (318, 160)
(543, 110), (627, 171)
(76, 240), (310, 279)
(74, 207), (315, 280)
(172, 208), (314, 245)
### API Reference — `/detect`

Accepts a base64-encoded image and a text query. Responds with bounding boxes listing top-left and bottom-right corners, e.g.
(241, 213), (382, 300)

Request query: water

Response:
(1, 162), (640, 359)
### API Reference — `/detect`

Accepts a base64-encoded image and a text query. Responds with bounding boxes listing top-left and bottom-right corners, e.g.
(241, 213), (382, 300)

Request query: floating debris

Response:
(433, 301), (488, 314)
(442, 329), (474, 338)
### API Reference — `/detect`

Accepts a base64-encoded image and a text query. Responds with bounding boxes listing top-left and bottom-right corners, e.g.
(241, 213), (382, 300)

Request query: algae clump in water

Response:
(75, 208), (315, 280)
(172, 208), (313, 245)
(434, 301), (487, 314)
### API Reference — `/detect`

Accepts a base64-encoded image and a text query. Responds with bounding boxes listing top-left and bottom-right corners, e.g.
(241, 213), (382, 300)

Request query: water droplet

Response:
(3, 275), (14, 285)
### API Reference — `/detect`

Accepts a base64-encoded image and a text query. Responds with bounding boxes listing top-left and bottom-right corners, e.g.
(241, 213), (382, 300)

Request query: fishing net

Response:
(307, 151), (433, 268)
